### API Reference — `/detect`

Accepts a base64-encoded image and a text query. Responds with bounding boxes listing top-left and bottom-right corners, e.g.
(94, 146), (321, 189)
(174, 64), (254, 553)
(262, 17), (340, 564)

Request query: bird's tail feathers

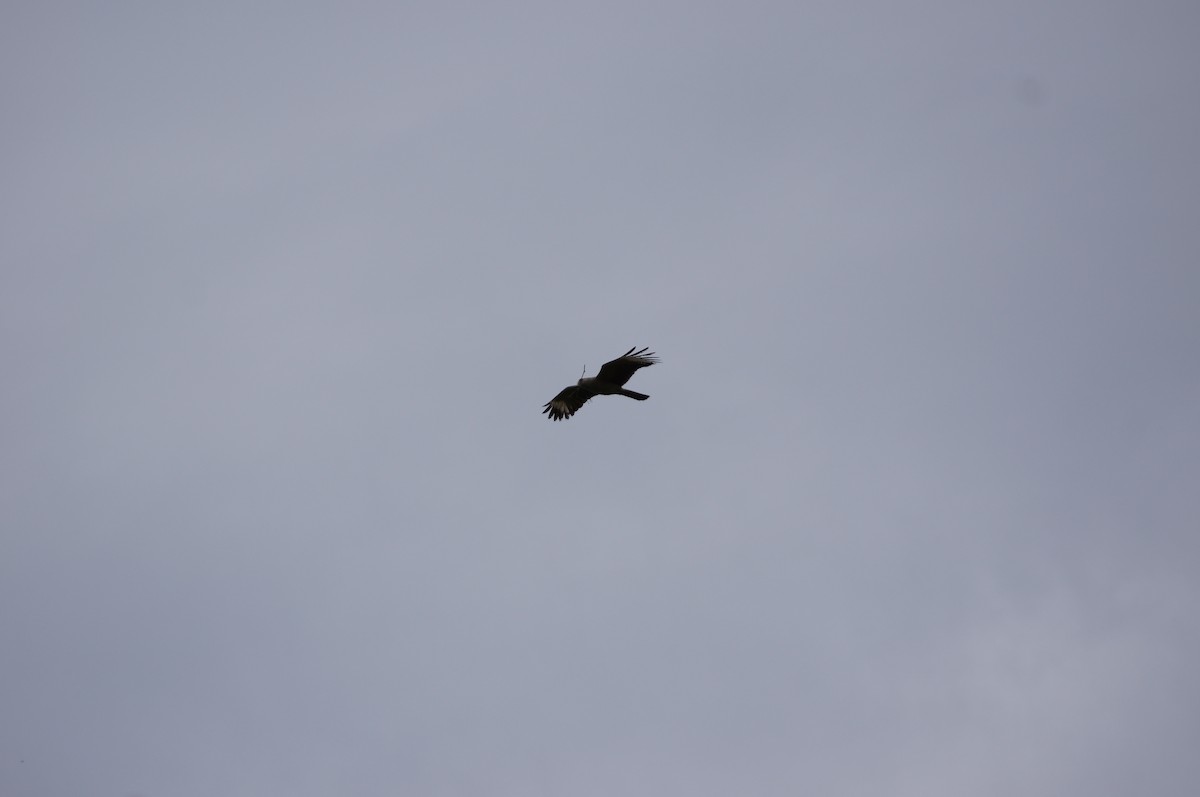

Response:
(620, 389), (650, 401)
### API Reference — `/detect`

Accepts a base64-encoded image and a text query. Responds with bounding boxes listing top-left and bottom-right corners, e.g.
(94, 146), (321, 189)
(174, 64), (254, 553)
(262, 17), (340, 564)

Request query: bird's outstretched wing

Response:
(543, 385), (594, 421)
(594, 347), (659, 386)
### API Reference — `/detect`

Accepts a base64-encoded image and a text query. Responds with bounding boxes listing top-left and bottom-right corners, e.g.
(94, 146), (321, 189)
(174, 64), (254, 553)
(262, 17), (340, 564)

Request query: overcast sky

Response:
(3, 2), (1199, 795)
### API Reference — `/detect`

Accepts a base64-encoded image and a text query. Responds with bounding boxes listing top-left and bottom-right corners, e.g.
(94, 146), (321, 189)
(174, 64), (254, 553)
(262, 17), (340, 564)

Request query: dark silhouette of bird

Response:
(542, 347), (660, 421)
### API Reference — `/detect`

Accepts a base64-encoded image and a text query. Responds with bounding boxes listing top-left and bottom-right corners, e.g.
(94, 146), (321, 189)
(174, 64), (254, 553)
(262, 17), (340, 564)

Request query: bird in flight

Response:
(543, 346), (660, 421)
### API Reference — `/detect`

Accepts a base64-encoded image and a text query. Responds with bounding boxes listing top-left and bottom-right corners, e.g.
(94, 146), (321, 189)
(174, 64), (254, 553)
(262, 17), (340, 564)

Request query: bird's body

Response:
(543, 347), (659, 421)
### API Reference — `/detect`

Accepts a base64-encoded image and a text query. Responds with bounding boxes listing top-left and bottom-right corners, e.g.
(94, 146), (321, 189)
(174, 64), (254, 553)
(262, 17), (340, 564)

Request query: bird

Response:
(542, 346), (660, 421)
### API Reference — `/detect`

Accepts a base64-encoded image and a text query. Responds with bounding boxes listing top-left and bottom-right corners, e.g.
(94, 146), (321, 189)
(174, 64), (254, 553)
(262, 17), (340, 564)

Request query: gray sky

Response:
(3, 2), (1198, 795)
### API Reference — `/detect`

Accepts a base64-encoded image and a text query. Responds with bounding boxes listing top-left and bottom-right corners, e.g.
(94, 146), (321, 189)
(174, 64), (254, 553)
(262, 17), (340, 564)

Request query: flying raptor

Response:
(542, 346), (660, 421)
